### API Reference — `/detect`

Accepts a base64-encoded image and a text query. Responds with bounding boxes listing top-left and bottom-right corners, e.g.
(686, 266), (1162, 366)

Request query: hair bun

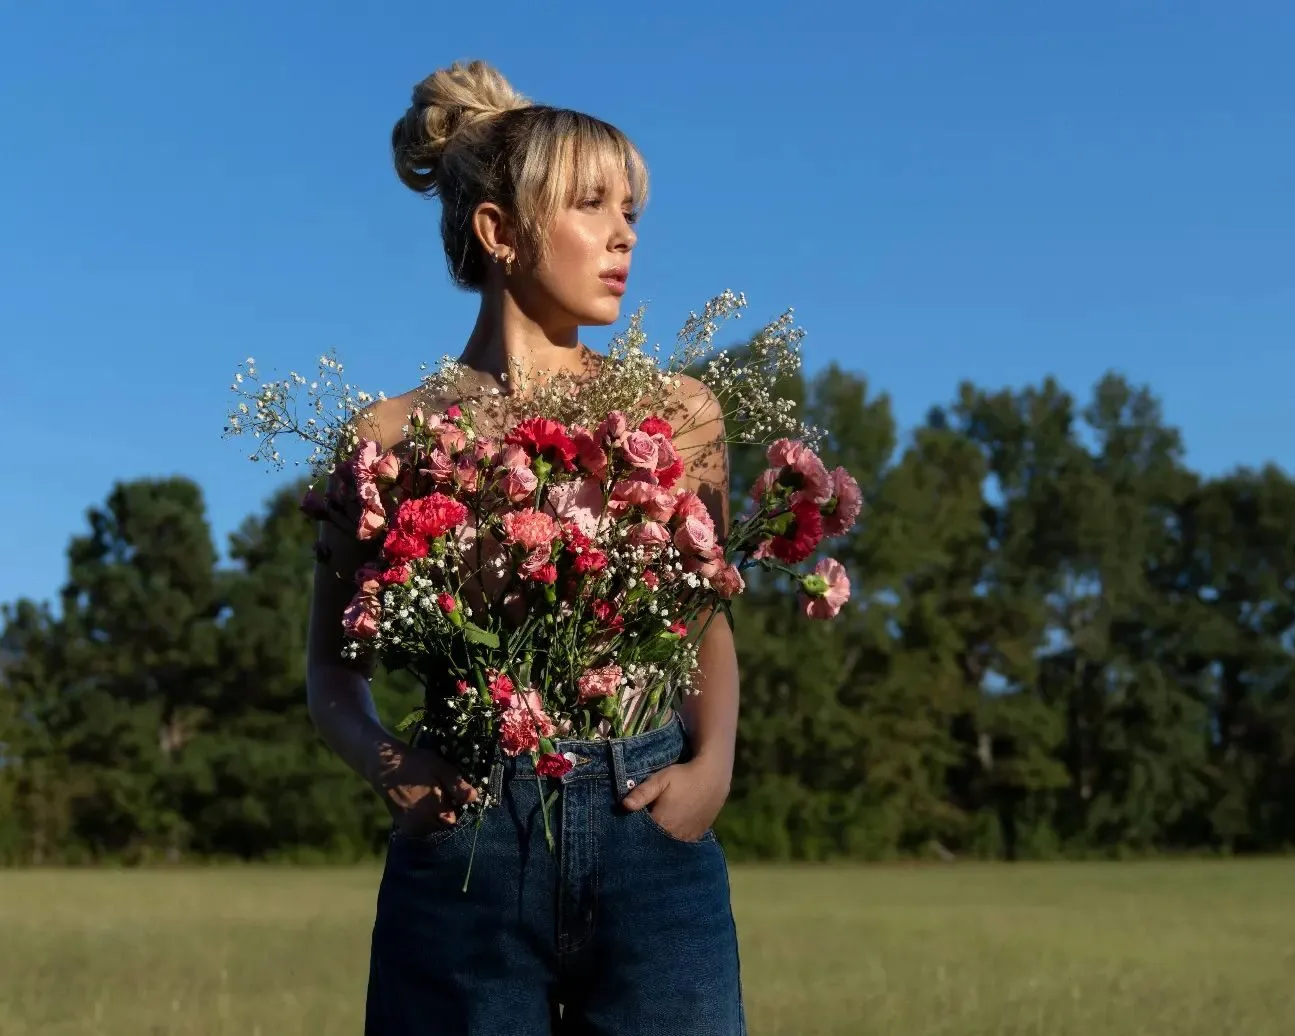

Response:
(392, 59), (530, 195)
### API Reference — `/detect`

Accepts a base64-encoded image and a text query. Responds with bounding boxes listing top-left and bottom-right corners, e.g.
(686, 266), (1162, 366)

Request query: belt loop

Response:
(610, 739), (629, 801)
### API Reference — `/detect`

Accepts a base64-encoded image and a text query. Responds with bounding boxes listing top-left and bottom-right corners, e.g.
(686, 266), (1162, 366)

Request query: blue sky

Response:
(3, 2), (1294, 609)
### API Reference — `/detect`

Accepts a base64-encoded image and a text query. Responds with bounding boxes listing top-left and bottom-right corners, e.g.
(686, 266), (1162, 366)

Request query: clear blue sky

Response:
(3, 2), (1294, 609)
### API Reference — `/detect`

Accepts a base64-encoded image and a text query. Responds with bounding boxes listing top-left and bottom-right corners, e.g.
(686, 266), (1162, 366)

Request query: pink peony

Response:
(822, 467), (863, 537)
(502, 508), (560, 551)
(711, 563), (745, 599)
(674, 514), (717, 557)
(621, 430), (660, 471)
(801, 558), (850, 619)
(628, 521), (672, 551)
(577, 664), (623, 704)
(342, 591), (380, 639)
(570, 425), (609, 478)
(500, 465), (539, 504)
(543, 478), (605, 538)
(596, 411), (630, 448)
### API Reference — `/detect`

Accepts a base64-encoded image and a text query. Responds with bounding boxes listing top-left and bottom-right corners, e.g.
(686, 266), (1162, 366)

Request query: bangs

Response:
(512, 110), (649, 260)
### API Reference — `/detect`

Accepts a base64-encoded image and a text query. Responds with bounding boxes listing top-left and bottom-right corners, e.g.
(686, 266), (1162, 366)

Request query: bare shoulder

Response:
(347, 388), (424, 452)
(666, 375), (726, 450)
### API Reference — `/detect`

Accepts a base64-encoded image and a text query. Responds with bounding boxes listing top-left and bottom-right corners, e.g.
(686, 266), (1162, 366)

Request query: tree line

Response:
(3, 361), (1294, 863)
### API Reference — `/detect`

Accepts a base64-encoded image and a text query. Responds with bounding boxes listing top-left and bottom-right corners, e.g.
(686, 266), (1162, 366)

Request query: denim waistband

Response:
(497, 712), (687, 792)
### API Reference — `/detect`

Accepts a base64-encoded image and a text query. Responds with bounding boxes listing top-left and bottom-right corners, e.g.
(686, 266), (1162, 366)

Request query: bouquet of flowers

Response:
(225, 291), (861, 853)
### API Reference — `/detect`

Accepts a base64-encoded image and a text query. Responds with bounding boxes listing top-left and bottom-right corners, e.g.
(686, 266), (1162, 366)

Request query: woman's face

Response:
(523, 160), (639, 330)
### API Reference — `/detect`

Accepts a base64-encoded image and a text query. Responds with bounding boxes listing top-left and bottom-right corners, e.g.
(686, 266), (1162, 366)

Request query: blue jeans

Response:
(364, 713), (746, 1035)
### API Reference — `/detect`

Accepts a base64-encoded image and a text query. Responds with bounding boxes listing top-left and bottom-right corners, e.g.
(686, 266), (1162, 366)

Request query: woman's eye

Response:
(624, 210), (640, 225)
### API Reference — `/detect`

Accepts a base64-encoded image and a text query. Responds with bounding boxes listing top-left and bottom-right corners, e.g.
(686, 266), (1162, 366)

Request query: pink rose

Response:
(596, 411), (629, 448)
(352, 440), (401, 486)
(570, 425), (609, 478)
(502, 508), (560, 551)
(674, 514), (717, 557)
(822, 467), (863, 537)
(473, 438), (499, 467)
(501, 444), (531, 469)
(500, 465), (539, 504)
(342, 591), (380, 639)
(519, 546), (558, 584)
(609, 474), (659, 516)
(356, 500), (386, 541)
(644, 488), (678, 523)
(577, 664), (622, 704)
(355, 564), (383, 596)
(455, 454), (481, 492)
(423, 448), (455, 483)
(672, 491), (710, 526)
(439, 426), (467, 454)
(628, 521), (671, 551)
(543, 478), (605, 538)
(711, 563), (745, 599)
(621, 430), (659, 471)
(801, 558), (850, 619)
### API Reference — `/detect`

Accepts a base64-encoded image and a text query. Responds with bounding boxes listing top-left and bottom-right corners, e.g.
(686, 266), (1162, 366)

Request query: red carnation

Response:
(505, 417), (577, 471)
(382, 529), (428, 565)
(769, 500), (824, 564)
(394, 493), (469, 540)
(437, 592), (458, 614)
(536, 752), (573, 779)
(639, 415), (674, 439)
(592, 598), (624, 630)
(564, 524), (608, 574)
(381, 564), (411, 585)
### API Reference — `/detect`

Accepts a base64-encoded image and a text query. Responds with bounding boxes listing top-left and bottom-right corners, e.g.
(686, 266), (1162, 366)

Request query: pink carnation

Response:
(536, 752), (573, 778)
(822, 467), (863, 537)
(577, 664), (622, 704)
(609, 474), (660, 516)
(570, 425), (609, 478)
(498, 691), (556, 757)
(357, 500), (386, 541)
(711, 563), (745, 599)
(502, 508), (560, 551)
(801, 558), (850, 619)
(672, 491), (710, 526)
(749, 469), (780, 505)
(519, 546), (558, 584)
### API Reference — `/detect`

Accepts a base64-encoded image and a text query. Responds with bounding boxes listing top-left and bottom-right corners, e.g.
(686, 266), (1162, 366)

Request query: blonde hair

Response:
(392, 60), (649, 290)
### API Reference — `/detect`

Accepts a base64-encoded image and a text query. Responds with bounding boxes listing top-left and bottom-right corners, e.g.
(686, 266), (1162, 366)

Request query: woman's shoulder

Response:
(351, 382), (486, 451)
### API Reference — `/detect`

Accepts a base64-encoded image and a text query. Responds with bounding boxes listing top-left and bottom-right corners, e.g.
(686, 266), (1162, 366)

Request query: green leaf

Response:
(462, 622), (500, 648)
(394, 706), (425, 733)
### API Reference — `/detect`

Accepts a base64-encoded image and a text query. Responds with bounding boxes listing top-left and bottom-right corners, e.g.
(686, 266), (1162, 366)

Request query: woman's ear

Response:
(472, 201), (515, 260)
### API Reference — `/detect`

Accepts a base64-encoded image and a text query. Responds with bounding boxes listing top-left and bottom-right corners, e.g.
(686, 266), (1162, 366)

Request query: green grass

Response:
(3, 859), (1293, 1035)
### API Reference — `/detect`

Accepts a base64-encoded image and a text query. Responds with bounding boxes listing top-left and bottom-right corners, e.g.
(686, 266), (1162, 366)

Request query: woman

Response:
(306, 60), (746, 1035)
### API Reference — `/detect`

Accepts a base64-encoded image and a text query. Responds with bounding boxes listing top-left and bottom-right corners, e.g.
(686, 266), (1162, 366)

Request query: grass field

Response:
(3, 859), (1293, 1035)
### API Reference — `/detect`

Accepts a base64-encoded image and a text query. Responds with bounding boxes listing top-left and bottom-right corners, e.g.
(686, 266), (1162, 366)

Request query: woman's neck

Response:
(459, 291), (589, 393)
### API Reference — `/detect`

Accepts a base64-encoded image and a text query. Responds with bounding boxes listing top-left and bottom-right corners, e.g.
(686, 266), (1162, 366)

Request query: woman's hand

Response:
(621, 754), (732, 843)
(374, 743), (479, 835)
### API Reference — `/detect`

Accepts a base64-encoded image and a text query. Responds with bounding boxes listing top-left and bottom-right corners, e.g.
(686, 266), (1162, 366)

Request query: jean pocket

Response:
(632, 805), (717, 847)
(389, 820), (464, 849)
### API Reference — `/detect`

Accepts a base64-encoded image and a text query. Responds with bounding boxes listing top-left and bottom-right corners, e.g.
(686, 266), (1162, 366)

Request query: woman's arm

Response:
(305, 400), (476, 829)
(622, 379), (739, 836)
